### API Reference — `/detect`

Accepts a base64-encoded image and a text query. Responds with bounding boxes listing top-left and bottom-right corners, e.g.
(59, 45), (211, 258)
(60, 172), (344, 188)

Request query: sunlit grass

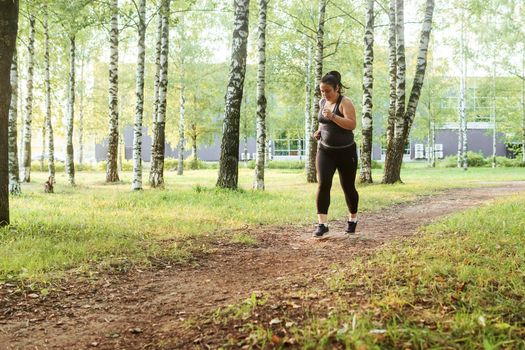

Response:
(1, 166), (523, 282)
(227, 194), (525, 348)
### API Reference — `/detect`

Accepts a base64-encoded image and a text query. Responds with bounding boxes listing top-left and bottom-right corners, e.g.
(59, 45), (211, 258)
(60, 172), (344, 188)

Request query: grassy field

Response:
(223, 194), (525, 349)
(1, 167), (524, 282)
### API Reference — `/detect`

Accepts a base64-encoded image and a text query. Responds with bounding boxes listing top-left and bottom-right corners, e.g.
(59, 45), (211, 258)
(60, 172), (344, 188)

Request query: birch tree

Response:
(253, 0), (268, 190)
(458, 8), (468, 170)
(150, 0), (171, 188)
(106, 0), (120, 182)
(382, 0), (435, 184)
(149, 9), (162, 184)
(177, 85), (185, 175)
(44, 10), (55, 182)
(21, 13), (36, 183)
(131, 0), (146, 191)
(359, 0), (374, 184)
(8, 49), (21, 195)
(306, 0), (326, 183)
(304, 35), (312, 168)
(216, 0), (250, 189)
(385, 0), (397, 170)
(1, 0), (19, 226)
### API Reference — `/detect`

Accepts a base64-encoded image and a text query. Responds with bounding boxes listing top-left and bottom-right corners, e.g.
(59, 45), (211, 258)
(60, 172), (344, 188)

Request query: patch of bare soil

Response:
(1, 182), (524, 350)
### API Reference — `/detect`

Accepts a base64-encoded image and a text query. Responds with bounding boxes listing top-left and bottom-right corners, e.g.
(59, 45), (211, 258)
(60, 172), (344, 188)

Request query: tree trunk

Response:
(253, 0), (268, 190)
(0, 0), (19, 226)
(492, 57), (496, 168)
(149, 9), (162, 183)
(190, 122), (197, 159)
(132, 0), (146, 191)
(150, 0), (171, 188)
(8, 48), (21, 195)
(306, 0), (326, 183)
(177, 85), (185, 175)
(44, 12), (55, 183)
(382, 0), (406, 184)
(40, 126), (45, 171)
(216, 0), (250, 189)
(385, 0), (397, 166)
(242, 93), (248, 162)
(458, 10), (467, 170)
(106, 0), (120, 182)
(359, 0), (374, 184)
(304, 35), (312, 167)
(78, 54), (85, 166)
(21, 13), (35, 183)
(66, 35), (76, 185)
(383, 0), (434, 183)
(522, 46), (525, 164)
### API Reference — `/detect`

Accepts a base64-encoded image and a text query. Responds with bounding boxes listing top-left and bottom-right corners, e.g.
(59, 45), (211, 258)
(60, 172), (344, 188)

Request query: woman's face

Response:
(320, 83), (338, 102)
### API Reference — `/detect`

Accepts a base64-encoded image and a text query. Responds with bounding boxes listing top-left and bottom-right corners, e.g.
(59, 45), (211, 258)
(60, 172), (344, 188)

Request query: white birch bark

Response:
(306, 0), (326, 183)
(8, 48), (21, 195)
(132, 0), (146, 191)
(383, 0), (434, 183)
(21, 14), (35, 183)
(149, 9), (162, 183)
(65, 35), (76, 185)
(522, 46), (525, 164)
(492, 57), (496, 168)
(44, 11), (55, 183)
(216, 0), (250, 189)
(457, 11), (466, 169)
(177, 85), (185, 175)
(360, 0), (374, 184)
(304, 35), (312, 166)
(150, 0), (171, 188)
(106, 0), (120, 182)
(253, 0), (268, 190)
(78, 55), (85, 166)
(385, 0), (396, 164)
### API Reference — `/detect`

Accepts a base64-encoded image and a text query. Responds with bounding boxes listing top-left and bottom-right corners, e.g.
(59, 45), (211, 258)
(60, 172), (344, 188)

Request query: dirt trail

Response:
(1, 182), (525, 350)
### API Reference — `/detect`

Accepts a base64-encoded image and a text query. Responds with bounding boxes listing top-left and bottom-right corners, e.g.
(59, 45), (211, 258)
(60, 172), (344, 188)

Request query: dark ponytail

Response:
(321, 70), (347, 94)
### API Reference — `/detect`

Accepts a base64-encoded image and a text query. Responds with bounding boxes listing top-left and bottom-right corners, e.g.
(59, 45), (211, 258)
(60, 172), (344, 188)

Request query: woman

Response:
(313, 71), (359, 237)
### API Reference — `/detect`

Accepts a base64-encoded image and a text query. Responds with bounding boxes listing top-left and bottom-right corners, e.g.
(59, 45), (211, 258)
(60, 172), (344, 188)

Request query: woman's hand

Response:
(322, 108), (334, 120)
(313, 129), (321, 140)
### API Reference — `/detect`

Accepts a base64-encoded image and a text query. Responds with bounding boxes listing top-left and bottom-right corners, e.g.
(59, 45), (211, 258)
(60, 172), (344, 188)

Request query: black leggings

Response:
(316, 143), (359, 215)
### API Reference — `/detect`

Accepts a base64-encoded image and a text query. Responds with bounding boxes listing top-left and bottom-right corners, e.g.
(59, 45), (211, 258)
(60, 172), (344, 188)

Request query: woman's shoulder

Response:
(341, 95), (354, 104)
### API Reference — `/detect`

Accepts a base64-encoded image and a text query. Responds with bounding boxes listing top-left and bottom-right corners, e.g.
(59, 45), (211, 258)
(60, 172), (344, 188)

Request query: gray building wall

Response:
(411, 128), (506, 159)
(96, 125), (257, 162)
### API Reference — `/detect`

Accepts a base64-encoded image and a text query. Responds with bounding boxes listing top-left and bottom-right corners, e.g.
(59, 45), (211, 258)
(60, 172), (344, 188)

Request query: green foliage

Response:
(31, 161), (65, 172)
(439, 152), (525, 168)
(495, 156), (525, 167)
(246, 160), (305, 170)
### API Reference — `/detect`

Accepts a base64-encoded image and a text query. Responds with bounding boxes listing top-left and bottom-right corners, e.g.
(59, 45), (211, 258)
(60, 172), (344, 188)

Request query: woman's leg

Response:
(316, 146), (337, 223)
(336, 144), (359, 216)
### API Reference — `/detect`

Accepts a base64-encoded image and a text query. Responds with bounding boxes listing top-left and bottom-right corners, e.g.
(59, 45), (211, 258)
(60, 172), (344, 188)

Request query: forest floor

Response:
(1, 181), (525, 350)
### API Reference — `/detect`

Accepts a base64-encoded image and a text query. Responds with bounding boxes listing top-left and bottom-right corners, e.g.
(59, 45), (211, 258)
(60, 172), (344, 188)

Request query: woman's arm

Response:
(326, 97), (356, 130)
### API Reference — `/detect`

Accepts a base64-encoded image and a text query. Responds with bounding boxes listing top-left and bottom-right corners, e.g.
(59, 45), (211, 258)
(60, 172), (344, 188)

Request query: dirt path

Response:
(1, 182), (525, 350)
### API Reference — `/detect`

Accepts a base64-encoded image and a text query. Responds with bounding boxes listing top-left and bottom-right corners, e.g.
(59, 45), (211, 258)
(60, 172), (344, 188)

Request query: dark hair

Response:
(320, 71), (347, 94)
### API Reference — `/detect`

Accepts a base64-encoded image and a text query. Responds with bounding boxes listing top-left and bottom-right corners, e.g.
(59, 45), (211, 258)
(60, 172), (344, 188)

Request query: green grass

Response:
(230, 194), (525, 349)
(1, 167), (523, 283)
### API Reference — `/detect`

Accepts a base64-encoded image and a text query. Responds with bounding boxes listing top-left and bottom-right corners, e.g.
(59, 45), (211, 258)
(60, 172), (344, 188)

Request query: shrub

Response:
(267, 160), (305, 169)
(495, 156), (525, 167)
(31, 161), (65, 172)
(371, 160), (383, 169)
(466, 151), (487, 167)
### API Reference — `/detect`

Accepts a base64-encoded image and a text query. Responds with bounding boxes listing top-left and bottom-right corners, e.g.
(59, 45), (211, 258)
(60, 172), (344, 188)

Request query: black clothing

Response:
(318, 95), (355, 149)
(316, 142), (359, 215)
